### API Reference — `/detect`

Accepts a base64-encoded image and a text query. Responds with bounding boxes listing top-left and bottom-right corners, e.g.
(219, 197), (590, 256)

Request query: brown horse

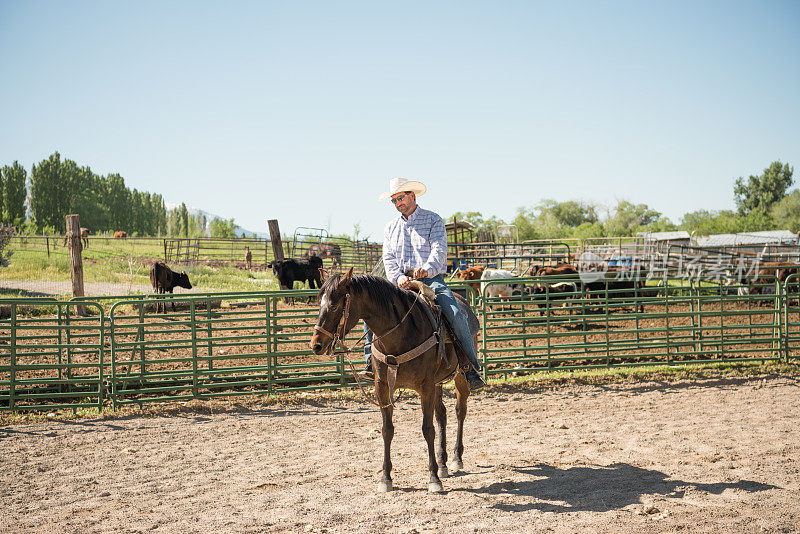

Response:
(309, 268), (477, 493)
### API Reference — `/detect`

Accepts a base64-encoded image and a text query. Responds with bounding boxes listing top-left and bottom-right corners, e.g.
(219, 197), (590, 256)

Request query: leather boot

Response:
(465, 369), (486, 391)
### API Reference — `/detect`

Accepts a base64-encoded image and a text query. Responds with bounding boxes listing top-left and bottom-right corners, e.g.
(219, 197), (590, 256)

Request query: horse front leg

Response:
(434, 385), (448, 478)
(450, 371), (470, 472)
(377, 382), (394, 493)
(422, 384), (444, 493)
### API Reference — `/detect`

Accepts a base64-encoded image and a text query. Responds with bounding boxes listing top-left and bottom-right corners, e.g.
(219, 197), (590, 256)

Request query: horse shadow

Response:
(461, 462), (778, 513)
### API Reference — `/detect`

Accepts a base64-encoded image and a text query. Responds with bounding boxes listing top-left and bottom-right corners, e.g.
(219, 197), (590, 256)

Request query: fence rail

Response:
(1, 276), (798, 412)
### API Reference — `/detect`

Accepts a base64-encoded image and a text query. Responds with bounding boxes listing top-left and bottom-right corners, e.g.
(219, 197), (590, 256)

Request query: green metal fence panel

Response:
(479, 274), (785, 380)
(784, 274), (800, 363)
(107, 290), (370, 408)
(0, 300), (105, 411)
(2, 272), (798, 412)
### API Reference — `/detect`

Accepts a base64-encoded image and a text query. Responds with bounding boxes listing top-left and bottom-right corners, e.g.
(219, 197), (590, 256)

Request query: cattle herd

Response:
(143, 244), (799, 314)
(455, 258), (800, 315)
(458, 262), (662, 315)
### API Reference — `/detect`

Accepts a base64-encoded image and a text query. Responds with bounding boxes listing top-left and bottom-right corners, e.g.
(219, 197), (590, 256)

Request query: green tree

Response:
(771, 189), (800, 232)
(196, 212), (207, 236)
(511, 207), (538, 241)
(0, 166), (4, 219)
(209, 217), (237, 238)
(511, 200), (601, 240)
(29, 152), (76, 232)
(2, 161), (27, 225)
(167, 207), (180, 236)
(179, 203), (189, 237)
(572, 221), (605, 239)
(448, 211), (505, 233)
(70, 165), (105, 231)
(648, 217), (677, 233)
(154, 195), (167, 235)
(103, 173), (129, 231)
(678, 209), (770, 234)
(605, 200), (661, 236)
(734, 161), (794, 215)
(543, 200), (599, 227)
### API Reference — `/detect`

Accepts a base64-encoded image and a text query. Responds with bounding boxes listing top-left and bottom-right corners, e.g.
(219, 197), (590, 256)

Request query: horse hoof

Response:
(428, 481), (445, 494)
(448, 460), (463, 472)
(438, 466), (449, 478)
(378, 480), (392, 493)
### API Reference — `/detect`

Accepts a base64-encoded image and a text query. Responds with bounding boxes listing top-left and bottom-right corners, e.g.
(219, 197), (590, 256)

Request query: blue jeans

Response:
(364, 274), (481, 373)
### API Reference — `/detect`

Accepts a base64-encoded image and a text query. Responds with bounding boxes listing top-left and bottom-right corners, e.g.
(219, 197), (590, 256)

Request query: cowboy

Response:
(361, 177), (487, 391)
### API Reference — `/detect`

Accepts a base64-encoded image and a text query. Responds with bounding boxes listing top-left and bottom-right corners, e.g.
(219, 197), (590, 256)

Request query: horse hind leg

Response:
(421, 384), (444, 493)
(434, 385), (448, 478)
(450, 371), (470, 473)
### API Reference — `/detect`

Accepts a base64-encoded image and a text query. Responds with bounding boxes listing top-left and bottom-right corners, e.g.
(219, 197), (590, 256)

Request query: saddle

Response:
(407, 281), (479, 366)
(370, 280), (478, 396)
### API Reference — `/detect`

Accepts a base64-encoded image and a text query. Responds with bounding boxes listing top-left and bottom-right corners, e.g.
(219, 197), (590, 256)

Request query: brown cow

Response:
(746, 261), (800, 298)
(113, 230), (127, 239)
(536, 263), (578, 277)
(455, 265), (486, 295)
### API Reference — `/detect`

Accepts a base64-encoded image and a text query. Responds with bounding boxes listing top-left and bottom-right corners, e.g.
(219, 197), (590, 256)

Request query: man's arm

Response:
(382, 222), (403, 285)
(421, 214), (447, 277)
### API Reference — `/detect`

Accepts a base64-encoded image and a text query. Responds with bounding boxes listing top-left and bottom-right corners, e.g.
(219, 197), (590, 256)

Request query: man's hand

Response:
(411, 268), (428, 280)
(397, 274), (411, 288)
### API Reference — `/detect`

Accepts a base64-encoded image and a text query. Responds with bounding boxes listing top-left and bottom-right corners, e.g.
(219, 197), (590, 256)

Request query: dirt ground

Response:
(2, 374), (799, 533)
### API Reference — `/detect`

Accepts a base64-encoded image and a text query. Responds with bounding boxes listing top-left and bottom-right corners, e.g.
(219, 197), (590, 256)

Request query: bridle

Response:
(312, 284), (442, 409)
(313, 288), (424, 356)
(313, 293), (353, 355)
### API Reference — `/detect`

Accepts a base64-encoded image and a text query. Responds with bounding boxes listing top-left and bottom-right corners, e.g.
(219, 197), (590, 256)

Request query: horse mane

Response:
(320, 273), (421, 322)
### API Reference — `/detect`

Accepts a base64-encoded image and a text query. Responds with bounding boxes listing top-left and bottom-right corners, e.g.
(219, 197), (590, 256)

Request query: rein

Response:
(313, 287), (432, 408)
(314, 289), (424, 356)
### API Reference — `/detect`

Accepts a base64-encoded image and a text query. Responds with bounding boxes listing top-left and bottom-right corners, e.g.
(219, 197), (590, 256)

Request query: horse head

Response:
(310, 267), (357, 355)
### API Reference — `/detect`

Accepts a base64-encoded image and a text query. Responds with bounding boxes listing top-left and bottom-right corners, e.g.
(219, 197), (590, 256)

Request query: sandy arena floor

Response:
(2, 375), (799, 533)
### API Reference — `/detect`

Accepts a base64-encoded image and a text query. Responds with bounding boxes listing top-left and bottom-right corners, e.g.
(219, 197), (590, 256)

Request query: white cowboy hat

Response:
(378, 177), (427, 201)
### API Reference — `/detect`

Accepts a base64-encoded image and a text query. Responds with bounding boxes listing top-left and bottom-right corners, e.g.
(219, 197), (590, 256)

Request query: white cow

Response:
(480, 268), (522, 308)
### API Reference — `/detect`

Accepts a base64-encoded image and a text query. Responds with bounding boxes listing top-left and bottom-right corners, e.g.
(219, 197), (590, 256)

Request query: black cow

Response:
(149, 261), (193, 312)
(268, 256), (324, 303)
(582, 278), (647, 313)
(527, 281), (579, 316)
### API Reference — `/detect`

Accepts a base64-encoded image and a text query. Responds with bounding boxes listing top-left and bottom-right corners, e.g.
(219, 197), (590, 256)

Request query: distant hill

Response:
(164, 202), (268, 239)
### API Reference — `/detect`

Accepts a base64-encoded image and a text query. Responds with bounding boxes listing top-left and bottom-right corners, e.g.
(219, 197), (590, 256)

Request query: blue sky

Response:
(1, 1), (798, 240)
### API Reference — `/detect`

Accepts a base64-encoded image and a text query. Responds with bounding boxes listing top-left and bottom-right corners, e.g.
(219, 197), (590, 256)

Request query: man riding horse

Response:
(361, 177), (486, 391)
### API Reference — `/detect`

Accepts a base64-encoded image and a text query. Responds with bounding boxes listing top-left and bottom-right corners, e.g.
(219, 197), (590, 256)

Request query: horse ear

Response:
(343, 266), (354, 285)
(319, 267), (327, 281)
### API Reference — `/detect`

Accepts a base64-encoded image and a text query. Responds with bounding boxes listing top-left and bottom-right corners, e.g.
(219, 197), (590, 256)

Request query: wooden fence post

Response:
(268, 219), (284, 262)
(66, 214), (86, 316)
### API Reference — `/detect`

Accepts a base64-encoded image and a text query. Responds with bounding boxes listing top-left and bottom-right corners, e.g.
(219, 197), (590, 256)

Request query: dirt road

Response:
(2, 375), (799, 533)
(0, 280), (197, 297)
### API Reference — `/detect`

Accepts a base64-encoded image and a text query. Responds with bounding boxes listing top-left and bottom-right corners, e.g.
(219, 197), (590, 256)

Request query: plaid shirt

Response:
(383, 206), (448, 285)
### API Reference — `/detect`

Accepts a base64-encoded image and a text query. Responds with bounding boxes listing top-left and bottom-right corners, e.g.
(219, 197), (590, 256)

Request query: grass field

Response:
(1, 243), (281, 296)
